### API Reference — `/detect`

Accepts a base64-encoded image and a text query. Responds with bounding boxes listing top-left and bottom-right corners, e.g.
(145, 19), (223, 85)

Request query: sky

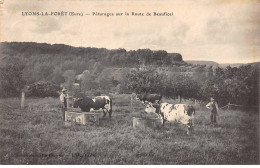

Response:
(0, 0), (259, 63)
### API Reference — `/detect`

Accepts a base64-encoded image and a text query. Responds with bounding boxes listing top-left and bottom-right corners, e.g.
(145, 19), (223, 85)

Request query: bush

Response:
(27, 82), (60, 97)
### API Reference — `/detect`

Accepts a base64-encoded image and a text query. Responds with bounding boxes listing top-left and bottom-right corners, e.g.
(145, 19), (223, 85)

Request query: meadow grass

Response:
(0, 96), (259, 164)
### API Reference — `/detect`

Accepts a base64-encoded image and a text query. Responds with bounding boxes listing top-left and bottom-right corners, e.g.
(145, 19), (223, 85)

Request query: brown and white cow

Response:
(73, 95), (112, 118)
(145, 102), (195, 134)
(91, 96), (112, 118)
(160, 103), (195, 135)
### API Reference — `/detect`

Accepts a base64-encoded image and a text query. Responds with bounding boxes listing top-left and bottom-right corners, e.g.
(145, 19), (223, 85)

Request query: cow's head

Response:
(177, 104), (195, 116)
(135, 93), (140, 101)
(187, 105), (195, 116)
(145, 102), (161, 116)
(144, 102), (156, 114)
(134, 94), (146, 105)
(72, 98), (83, 108)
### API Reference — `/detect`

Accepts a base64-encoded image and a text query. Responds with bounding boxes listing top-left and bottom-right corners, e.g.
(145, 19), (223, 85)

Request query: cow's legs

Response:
(210, 112), (214, 123)
(102, 109), (107, 118)
(162, 119), (166, 127)
(213, 113), (217, 124)
(187, 125), (192, 135)
(108, 110), (112, 118)
(156, 112), (164, 126)
(187, 119), (193, 135)
(187, 126), (191, 135)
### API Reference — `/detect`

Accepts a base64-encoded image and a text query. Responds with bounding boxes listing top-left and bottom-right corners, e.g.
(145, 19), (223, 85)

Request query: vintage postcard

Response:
(0, 0), (259, 165)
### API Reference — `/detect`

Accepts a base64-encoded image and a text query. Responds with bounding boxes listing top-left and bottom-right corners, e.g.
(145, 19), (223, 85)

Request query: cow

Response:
(136, 93), (162, 105)
(144, 102), (160, 114)
(91, 96), (112, 118)
(73, 95), (112, 118)
(160, 103), (195, 135)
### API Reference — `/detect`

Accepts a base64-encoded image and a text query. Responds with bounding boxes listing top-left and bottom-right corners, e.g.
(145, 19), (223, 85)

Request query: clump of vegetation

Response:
(26, 82), (60, 98)
(122, 66), (259, 109)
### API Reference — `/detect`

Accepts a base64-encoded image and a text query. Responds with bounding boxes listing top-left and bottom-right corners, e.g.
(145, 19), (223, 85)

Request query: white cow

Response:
(160, 103), (195, 135)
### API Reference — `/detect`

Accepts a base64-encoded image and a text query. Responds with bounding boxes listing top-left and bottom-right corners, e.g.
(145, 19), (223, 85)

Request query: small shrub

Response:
(27, 82), (60, 97)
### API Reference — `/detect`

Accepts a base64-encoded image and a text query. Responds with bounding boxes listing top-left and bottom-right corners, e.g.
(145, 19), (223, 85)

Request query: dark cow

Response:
(73, 95), (112, 118)
(73, 96), (93, 112)
(136, 93), (162, 104)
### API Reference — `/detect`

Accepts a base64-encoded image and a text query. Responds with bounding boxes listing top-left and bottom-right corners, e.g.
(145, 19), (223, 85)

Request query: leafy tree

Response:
(168, 53), (183, 62)
(27, 82), (60, 97)
(51, 66), (65, 84)
(152, 50), (167, 66)
(92, 62), (103, 75)
(98, 77), (113, 92)
(0, 58), (25, 97)
(164, 74), (200, 102)
(34, 63), (54, 81)
(125, 68), (165, 94)
(201, 65), (259, 107)
(81, 70), (97, 92)
(136, 49), (153, 66)
(62, 70), (76, 91)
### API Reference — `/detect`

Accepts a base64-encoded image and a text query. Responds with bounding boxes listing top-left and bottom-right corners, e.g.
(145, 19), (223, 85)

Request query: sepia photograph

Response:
(0, 0), (259, 165)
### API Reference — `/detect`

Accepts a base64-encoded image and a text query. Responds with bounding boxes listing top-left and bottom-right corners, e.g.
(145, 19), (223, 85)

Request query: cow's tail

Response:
(109, 98), (112, 118)
(159, 95), (162, 104)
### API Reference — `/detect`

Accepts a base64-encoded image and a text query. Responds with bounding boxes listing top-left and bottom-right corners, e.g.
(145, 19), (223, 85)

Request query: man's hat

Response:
(210, 97), (215, 101)
(62, 88), (67, 92)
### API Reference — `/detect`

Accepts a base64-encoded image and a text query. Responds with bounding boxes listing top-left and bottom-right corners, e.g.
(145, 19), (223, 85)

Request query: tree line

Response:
(0, 42), (184, 85)
(122, 66), (258, 108)
(0, 42), (259, 109)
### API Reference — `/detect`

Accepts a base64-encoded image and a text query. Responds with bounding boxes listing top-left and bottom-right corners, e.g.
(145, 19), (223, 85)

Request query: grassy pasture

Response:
(0, 95), (259, 165)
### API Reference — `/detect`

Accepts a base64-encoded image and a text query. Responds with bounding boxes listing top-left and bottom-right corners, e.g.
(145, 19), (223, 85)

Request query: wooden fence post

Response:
(178, 95), (181, 103)
(131, 93), (134, 112)
(21, 90), (25, 109)
(66, 97), (69, 108)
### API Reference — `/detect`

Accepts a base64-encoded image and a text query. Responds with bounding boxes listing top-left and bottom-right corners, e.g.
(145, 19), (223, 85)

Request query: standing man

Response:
(60, 88), (68, 121)
(206, 97), (219, 125)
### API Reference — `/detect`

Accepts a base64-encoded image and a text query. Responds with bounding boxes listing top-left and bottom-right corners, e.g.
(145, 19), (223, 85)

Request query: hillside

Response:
(0, 42), (257, 86)
(0, 42), (183, 64)
(185, 60), (219, 67)
(220, 62), (260, 68)
(1, 42), (213, 83)
(186, 60), (260, 69)
(0, 42), (259, 107)
(0, 41), (189, 95)
(0, 41), (189, 80)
